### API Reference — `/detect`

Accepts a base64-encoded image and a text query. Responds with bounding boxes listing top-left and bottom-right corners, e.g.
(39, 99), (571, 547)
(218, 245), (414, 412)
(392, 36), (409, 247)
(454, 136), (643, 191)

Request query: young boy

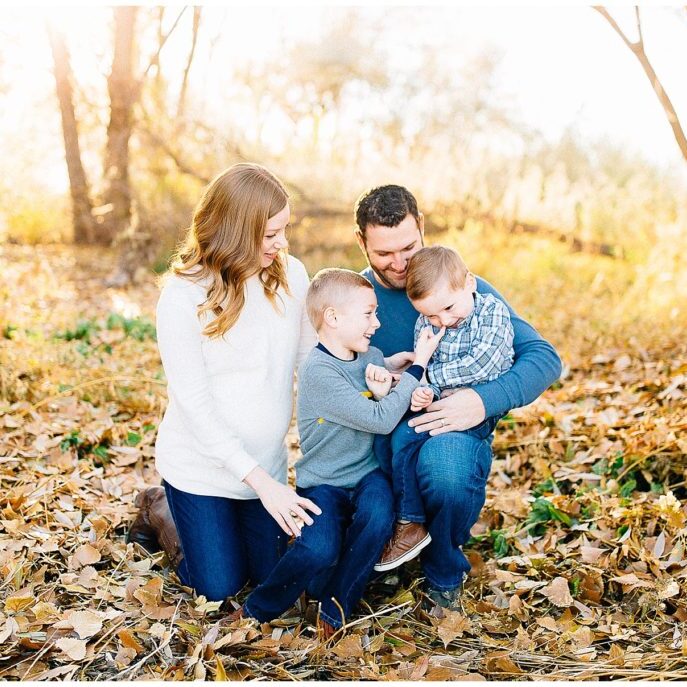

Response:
(374, 245), (515, 572)
(239, 268), (443, 637)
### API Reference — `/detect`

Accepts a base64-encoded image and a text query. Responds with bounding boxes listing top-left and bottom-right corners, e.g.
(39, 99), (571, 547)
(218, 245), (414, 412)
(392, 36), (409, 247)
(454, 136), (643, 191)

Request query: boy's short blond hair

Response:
(306, 268), (374, 331)
(406, 246), (469, 301)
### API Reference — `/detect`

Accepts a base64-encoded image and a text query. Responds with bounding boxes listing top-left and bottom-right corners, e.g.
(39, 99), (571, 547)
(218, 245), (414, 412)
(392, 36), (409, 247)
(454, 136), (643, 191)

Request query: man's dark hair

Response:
(354, 185), (420, 240)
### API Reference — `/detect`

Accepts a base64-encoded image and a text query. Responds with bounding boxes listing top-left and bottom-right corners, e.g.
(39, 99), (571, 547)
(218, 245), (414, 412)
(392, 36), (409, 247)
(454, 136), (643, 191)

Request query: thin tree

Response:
(177, 7), (202, 119)
(102, 6), (139, 243)
(593, 6), (687, 163)
(47, 25), (97, 243)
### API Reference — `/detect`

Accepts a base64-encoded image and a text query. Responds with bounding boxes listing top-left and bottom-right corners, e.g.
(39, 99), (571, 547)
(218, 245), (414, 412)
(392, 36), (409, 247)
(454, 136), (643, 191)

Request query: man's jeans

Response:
(375, 415), (499, 591)
(243, 468), (394, 628)
(163, 481), (287, 601)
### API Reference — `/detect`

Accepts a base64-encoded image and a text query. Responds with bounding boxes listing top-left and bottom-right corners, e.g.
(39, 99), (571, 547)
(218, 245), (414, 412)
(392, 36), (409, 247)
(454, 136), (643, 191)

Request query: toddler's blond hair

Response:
(406, 246), (469, 301)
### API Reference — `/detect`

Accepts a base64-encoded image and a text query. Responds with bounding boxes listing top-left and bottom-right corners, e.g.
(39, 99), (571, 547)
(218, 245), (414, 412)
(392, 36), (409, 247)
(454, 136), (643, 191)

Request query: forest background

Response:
(1, 4), (687, 681)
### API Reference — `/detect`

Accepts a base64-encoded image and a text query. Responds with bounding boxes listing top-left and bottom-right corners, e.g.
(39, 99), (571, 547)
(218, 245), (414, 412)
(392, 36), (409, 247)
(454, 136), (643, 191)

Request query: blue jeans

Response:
(163, 481), (287, 601)
(243, 468), (394, 628)
(375, 415), (499, 591)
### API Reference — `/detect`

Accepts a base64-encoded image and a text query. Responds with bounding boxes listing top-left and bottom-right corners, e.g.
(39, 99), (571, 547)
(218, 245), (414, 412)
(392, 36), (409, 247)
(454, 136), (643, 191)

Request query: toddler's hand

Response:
(365, 363), (393, 399)
(411, 386), (435, 412)
(414, 326), (446, 368)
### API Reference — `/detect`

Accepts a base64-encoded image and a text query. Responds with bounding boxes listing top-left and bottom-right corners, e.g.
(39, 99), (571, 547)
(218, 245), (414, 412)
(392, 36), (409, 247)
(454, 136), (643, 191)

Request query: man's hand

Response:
(410, 386), (434, 412)
(407, 387), (486, 435)
(365, 363), (393, 400)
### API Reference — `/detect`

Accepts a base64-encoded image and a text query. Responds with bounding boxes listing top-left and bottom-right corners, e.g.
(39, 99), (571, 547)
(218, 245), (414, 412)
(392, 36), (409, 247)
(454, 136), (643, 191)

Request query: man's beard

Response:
(372, 267), (406, 290)
(363, 253), (406, 291)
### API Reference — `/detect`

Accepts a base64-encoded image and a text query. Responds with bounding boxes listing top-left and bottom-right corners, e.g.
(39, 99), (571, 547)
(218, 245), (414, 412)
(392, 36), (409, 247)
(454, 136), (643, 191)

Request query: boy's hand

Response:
(365, 363), (393, 400)
(414, 326), (446, 368)
(384, 351), (415, 375)
(410, 386), (434, 412)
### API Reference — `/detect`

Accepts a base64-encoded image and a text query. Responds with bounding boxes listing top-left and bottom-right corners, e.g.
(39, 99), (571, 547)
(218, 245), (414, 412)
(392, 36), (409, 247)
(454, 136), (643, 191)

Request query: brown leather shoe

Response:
(128, 486), (184, 569)
(373, 522), (432, 572)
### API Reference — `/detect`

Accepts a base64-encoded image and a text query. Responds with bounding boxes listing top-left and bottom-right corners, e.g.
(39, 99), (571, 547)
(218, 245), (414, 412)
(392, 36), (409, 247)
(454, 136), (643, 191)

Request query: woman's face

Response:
(261, 203), (290, 268)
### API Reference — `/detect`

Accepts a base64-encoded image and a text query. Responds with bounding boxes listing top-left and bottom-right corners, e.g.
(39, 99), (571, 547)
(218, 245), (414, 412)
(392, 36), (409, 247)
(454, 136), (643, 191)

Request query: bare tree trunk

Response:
(177, 7), (202, 119)
(47, 25), (97, 244)
(594, 6), (687, 163)
(103, 6), (139, 244)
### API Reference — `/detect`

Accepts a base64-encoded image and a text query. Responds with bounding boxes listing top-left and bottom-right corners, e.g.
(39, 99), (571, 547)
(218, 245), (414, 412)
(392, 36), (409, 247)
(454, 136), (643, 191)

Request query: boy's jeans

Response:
(243, 468), (394, 628)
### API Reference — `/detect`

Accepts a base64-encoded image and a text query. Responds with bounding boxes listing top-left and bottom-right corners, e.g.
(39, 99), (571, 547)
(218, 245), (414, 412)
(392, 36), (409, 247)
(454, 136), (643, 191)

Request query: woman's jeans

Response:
(374, 413), (499, 591)
(243, 468), (394, 628)
(163, 481), (287, 601)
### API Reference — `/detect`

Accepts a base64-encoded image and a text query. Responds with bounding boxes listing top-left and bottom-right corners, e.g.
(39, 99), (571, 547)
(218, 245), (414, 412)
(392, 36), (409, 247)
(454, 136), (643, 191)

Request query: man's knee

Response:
(416, 432), (491, 500)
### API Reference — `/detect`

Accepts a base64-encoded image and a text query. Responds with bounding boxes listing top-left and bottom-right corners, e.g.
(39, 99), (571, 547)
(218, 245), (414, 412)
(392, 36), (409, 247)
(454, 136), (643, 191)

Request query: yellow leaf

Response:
(4, 592), (34, 613)
(332, 634), (364, 658)
(215, 656), (227, 681)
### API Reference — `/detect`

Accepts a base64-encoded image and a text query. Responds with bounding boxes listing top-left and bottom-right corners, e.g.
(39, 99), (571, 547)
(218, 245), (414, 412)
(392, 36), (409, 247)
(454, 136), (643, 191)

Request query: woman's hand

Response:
(414, 326), (446, 368)
(365, 363), (393, 399)
(244, 466), (322, 537)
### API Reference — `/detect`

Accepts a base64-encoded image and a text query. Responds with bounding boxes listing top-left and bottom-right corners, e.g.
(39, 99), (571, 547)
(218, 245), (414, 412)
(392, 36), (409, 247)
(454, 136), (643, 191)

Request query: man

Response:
(354, 185), (561, 611)
(130, 184), (562, 615)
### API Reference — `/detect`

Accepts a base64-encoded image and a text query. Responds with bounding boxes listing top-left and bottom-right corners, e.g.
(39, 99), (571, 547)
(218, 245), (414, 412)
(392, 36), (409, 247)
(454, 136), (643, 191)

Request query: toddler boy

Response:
(240, 268), (442, 636)
(374, 245), (515, 572)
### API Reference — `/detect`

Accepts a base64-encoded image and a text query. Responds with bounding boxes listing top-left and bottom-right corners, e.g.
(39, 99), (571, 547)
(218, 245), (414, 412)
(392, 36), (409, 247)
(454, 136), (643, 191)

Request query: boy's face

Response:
(411, 275), (477, 329)
(333, 287), (380, 353)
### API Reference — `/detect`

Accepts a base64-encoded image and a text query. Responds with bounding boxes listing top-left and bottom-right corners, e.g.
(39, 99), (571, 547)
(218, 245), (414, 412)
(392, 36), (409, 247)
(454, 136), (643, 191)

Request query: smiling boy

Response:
(240, 268), (443, 636)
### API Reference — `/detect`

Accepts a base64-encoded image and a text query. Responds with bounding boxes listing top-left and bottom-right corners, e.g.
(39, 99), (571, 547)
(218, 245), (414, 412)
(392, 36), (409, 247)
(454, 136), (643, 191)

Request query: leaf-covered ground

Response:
(1, 243), (687, 680)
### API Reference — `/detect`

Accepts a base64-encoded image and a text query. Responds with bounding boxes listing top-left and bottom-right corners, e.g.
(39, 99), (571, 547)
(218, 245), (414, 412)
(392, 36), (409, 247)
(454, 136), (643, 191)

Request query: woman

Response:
(152, 163), (320, 601)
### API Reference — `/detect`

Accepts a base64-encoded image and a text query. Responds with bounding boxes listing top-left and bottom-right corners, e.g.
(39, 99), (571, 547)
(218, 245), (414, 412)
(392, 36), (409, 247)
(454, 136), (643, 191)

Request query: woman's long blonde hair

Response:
(171, 163), (291, 338)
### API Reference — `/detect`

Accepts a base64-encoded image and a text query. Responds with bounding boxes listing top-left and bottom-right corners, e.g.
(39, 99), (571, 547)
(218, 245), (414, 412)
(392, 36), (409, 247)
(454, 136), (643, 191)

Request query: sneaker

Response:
(374, 522), (432, 572)
(423, 585), (463, 617)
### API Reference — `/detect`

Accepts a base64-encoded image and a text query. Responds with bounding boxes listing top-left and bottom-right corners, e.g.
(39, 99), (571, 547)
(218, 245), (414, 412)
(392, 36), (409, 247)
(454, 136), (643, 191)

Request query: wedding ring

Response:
(440, 419), (445, 427)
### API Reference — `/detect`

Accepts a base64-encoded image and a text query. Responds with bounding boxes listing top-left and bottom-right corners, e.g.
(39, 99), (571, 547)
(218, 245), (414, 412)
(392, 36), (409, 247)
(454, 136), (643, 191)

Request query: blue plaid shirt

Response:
(414, 292), (515, 398)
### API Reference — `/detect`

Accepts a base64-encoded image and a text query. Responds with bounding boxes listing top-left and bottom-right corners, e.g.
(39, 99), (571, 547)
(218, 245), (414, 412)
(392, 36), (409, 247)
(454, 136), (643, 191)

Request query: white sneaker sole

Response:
(373, 533), (432, 572)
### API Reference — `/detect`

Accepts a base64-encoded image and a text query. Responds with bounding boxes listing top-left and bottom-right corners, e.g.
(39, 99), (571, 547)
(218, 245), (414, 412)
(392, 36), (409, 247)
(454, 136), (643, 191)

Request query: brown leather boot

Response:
(128, 486), (184, 569)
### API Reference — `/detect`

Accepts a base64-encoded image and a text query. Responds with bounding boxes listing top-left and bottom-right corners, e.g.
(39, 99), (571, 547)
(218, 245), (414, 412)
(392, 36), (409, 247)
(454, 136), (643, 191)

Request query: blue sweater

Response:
(360, 267), (562, 419)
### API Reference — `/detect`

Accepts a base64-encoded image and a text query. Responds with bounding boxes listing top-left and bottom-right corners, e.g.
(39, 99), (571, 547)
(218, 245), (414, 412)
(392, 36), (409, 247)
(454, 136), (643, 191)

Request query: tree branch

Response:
(177, 6), (201, 119)
(142, 6), (188, 80)
(593, 6), (687, 163)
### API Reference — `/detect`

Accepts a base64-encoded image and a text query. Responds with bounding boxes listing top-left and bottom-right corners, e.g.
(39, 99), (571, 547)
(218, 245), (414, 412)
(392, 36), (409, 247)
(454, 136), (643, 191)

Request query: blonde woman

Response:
(152, 163), (321, 601)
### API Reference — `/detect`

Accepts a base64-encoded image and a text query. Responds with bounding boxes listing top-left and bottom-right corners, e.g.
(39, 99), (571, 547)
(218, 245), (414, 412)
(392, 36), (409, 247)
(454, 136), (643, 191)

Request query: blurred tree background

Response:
(0, 5), (685, 333)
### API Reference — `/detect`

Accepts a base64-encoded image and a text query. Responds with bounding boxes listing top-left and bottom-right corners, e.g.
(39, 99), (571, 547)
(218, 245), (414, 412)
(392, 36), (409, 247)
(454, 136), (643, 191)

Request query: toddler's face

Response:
(411, 275), (476, 329)
(334, 287), (380, 353)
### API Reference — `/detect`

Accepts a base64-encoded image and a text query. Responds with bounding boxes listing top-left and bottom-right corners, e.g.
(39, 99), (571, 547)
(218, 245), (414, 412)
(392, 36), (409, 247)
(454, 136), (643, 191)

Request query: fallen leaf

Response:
(70, 544), (101, 570)
(541, 577), (574, 607)
(66, 610), (103, 639)
(435, 610), (470, 647)
(56, 637), (87, 661)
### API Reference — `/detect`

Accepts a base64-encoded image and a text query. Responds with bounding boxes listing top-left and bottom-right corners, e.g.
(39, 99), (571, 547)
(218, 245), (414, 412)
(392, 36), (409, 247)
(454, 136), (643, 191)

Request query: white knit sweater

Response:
(154, 255), (316, 498)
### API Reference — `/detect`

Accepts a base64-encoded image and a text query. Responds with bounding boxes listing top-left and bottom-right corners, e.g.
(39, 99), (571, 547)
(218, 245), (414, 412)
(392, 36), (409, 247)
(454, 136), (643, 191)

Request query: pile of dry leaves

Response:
(1, 244), (686, 680)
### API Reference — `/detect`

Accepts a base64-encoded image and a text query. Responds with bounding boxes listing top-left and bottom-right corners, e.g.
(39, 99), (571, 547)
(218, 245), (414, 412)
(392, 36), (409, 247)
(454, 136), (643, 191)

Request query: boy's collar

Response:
(316, 342), (358, 362)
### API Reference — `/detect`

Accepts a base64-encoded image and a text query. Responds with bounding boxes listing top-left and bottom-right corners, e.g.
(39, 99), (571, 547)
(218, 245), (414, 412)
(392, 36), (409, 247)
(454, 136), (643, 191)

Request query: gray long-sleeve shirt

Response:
(296, 346), (420, 489)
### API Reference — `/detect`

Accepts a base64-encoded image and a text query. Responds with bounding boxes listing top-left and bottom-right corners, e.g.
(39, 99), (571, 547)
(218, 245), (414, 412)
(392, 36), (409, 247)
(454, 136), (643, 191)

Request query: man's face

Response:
(335, 287), (381, 353)
(411, 274), (477, 329)
(357, 213), (424, 290)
